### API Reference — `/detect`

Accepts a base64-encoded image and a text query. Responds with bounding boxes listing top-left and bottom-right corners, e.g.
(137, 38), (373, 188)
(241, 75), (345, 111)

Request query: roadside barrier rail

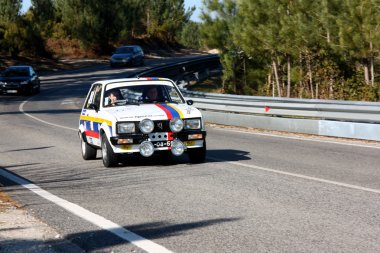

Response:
(135, 55), (380, 141)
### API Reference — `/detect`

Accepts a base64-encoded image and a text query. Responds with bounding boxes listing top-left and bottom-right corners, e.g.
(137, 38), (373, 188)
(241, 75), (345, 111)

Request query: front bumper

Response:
(110, 130), (207, 153)
(0, 85), (22, 94)
(110, 59), (132, 66)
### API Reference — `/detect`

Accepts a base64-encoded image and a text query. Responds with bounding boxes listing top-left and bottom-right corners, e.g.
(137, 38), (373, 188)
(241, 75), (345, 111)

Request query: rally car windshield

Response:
(103, 84), (185, 107)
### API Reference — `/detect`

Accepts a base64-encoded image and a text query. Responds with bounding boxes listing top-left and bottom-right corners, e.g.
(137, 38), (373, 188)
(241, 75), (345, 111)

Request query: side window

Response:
(166, 86), (183, 103)
(84, 84), (102, 109)
(93, 85), (102, 108)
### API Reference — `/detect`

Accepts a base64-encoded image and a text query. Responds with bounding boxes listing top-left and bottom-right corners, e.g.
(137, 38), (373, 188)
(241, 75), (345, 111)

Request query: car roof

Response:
(95, 77), (173, 86)
(7, 65), (31, 69)
(118, 45), (141, 48)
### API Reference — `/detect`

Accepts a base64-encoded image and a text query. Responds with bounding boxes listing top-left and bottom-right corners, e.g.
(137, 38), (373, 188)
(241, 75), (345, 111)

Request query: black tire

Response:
(188, 141), (206, 163)
(140, 58), (144, 66)
(101, 134), (118, 167)
(80, 133), (97, 160)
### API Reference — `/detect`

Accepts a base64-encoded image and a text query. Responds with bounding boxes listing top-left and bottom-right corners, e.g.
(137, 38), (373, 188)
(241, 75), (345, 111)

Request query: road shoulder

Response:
(0, 190), (84, 253)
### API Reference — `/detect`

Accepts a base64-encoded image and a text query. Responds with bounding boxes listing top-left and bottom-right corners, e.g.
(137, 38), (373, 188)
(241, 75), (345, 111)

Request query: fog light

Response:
(171, 139), (185, 156)
(139, 141), (154, 157)
(117, 138), (133, 144)
(188, 134), (202, 140)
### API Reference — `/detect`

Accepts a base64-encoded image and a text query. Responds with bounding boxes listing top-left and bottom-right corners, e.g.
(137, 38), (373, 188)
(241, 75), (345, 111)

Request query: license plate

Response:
(184, 140), (196, 146)
(6, 90), (17, 94)
(153, 141), (172, 148)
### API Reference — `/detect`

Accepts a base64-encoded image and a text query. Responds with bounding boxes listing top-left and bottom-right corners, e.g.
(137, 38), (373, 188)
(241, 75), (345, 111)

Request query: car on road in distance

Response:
(110, 45), (144, 68)
(78, 77), (207, 167)
(0, 65), (40, 95)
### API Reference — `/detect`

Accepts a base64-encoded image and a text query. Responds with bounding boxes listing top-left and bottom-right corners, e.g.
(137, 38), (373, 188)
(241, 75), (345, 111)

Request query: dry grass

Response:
(0, 189), (22, 212)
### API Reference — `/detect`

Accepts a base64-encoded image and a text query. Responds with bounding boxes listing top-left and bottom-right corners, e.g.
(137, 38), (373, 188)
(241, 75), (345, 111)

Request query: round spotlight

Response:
(139, 119), (154, 134)
(169, 118), (184, 133)
(171, 139), (185, 156)
(139, 141), (154, 157)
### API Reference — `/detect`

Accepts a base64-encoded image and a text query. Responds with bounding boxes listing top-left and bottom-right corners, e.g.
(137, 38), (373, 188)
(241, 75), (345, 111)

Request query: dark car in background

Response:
(0, 66), (40, 95)
(110, 45), (144, 68)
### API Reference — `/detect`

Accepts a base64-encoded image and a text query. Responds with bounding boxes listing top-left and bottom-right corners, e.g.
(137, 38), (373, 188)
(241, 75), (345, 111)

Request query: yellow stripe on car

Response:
(80, 115), (112, 126)
(167, 104), (184, 119)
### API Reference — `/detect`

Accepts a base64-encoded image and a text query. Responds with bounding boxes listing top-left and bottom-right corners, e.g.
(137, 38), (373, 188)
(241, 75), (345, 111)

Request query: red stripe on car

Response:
(85, 130), (99, 139)
(155, 104), (172, 119)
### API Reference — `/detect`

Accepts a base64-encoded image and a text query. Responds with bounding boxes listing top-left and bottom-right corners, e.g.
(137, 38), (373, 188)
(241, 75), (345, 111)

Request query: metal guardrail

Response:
(134, 55), (380, 141)
(181, 90), (380, 124)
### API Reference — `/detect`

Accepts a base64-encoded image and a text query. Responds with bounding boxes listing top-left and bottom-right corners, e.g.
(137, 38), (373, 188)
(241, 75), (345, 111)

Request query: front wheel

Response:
(80, 133), (97, 160)
(101, 134), (119, 167)
(188, 141), (206, 163)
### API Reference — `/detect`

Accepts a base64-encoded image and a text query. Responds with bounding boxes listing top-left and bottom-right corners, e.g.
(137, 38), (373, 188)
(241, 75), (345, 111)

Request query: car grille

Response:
(4, 82), (19, 87)
(134, 120), (170, 134)
(153, 120), (170, 132)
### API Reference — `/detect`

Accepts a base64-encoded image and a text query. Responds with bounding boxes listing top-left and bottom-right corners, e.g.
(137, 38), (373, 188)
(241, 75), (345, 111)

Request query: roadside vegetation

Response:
(1, 0), (380, 101)
(198, 0), (380, 101)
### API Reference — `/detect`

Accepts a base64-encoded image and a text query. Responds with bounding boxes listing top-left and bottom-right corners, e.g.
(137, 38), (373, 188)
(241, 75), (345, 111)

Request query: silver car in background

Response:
(110, 45), (144, 68)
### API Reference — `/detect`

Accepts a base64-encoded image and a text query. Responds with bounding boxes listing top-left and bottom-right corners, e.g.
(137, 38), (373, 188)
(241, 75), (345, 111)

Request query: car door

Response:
(81, 84), (103, 147)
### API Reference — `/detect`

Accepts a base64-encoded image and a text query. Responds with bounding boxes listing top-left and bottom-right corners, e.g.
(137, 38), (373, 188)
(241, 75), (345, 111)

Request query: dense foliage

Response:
(0, 0), (194, 54)
(1, 0), (380, 101)
(199, 0), (380, 101)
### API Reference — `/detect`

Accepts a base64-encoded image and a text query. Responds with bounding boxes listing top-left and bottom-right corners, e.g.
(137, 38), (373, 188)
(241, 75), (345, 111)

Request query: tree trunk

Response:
(370, 42), (374, 86)
(299, 52), (304, 98)
(363, 59), (370, 85)
(272, 60), (282, 97)
(327, 29), (331, 44)
(287, 55), (291, 97)
(307, 54), (314, 99)
(268, 69), (273, 97)
(329, 77), (334, 99)
(316, 82), (319, 99)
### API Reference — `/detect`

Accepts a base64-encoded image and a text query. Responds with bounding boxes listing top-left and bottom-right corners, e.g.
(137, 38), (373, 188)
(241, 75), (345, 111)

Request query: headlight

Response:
(169, 118), (184, 132)
(139, 119), (154, 134)
(184, 119), (201, 129)
(139, 141), (154, 157)
(117, 122), (135, 134)
(171, 139), (185, 156)
(20, 80), (29, 85)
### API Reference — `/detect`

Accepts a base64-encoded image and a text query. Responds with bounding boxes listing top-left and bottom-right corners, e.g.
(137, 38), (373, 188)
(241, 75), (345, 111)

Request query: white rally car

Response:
(78, 77), (206, 167)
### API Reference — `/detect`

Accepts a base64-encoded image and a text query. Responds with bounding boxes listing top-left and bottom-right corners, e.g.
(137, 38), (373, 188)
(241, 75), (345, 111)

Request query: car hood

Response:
(104, 103), (202, 121)
(0, 76), (30, 82)
(111, 53), (133, 58)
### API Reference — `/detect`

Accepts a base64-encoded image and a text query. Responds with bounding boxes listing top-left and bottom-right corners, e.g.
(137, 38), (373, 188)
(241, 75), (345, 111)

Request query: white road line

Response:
(209, 157), (380, 194)
(0, 169), (173, 253)
(211, 127), (380, 149)
(19, 101), (77, 131)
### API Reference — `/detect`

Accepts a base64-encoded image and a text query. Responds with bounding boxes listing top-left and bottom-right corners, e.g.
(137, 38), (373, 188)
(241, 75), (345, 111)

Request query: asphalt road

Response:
(1, 58), (380, 253)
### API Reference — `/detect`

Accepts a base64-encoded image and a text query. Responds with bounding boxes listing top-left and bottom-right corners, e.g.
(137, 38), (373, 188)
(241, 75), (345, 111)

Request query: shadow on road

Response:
(0, 217), (240, 252)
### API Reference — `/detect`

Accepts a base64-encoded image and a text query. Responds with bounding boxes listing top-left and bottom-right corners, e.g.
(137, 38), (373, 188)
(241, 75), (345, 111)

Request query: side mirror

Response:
(89, 103), (99, 112)
(186, 100), (194, 105)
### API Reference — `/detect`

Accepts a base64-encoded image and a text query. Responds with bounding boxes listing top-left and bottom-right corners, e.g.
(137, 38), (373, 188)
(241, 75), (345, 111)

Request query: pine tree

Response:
(0, 0), (22, 22)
